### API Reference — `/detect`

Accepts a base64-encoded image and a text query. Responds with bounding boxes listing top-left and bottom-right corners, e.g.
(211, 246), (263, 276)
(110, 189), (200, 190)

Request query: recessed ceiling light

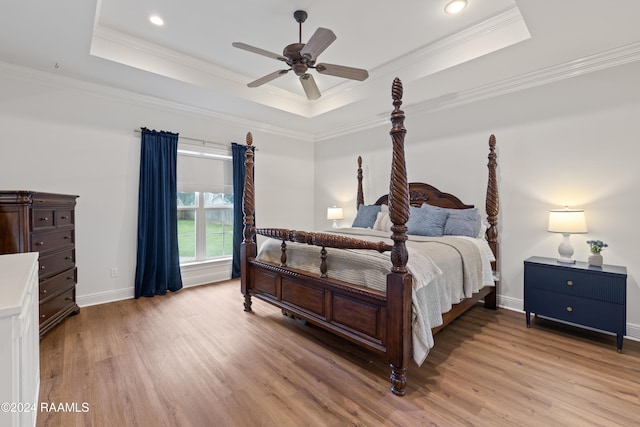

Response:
(444, 0), (468, 15)
(149, 15), (164, 26)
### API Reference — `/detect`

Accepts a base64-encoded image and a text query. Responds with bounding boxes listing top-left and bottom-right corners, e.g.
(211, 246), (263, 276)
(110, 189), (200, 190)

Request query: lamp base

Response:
(556, 233), (576, 264)
(331, 220), (338, 228)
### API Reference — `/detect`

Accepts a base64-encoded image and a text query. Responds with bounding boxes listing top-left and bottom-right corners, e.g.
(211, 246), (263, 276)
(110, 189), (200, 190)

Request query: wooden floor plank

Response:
(37, 279), (640, 426)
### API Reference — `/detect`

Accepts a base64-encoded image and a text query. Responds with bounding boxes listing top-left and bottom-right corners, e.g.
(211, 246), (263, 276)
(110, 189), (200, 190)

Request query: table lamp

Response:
(548, 207), (588, 263)
(327, 206), (343, 228)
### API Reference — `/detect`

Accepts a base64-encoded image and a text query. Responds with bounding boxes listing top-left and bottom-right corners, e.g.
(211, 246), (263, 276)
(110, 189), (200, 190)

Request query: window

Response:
(176, 144), (233, 264)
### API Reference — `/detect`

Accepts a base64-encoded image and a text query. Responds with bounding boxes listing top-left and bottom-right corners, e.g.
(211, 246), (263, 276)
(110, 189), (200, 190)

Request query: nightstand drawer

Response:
(525, 264), (625, 304)
(526, 288), (625, 335)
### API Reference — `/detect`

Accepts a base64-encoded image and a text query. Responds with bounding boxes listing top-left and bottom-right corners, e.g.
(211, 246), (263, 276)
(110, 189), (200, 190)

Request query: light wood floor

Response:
(37, 279), (640, 427)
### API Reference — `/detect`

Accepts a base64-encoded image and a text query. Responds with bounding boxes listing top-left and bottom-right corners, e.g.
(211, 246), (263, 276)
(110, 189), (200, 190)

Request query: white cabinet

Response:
(0, 253), (40, 427)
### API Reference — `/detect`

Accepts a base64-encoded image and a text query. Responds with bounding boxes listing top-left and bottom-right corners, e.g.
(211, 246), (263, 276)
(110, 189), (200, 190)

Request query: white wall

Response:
(0, 64), (314, 306)
(3, 59), (639, 343)
(315, 71), (640, 340)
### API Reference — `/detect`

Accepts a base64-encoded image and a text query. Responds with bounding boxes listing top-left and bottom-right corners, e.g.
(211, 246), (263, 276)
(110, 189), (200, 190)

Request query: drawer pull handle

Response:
(64, 236), (71, 239)
(566, 306), (573, 312)
(40, 265), (45, 269)
(40, 314), (46, 318)
(65, 256), (72, 260)
(61, 215), (70, 220)
(36, 241), (45, 246)
(65, 297), (73, 301)
(567, 280), (573, 286)
(41, 289), (47, 294)
(40, 217), (49, 221)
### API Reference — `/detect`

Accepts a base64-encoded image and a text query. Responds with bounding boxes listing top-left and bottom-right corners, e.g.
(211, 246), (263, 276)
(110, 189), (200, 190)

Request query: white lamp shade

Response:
(548, 209), (588, 234)
(327, 207), (343, 220)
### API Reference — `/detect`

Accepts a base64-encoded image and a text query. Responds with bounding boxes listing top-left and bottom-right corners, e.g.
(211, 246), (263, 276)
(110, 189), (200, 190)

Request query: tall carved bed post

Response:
(484, 134), (499, 310)
(386, 78), (412, 396)
(240, 132), (255, 312)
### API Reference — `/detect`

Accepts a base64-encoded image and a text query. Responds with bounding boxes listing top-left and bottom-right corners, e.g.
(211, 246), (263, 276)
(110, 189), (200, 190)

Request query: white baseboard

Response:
(624, 323), (640, 342)
(497, 294), (523, 312)
(180, 258), (232, 288)
(77, 287), (135, 307)
(77, 259), (233, 307)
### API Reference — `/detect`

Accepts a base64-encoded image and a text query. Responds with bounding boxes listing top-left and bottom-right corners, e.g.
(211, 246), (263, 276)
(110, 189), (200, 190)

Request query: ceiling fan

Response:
(232, 10), (369, 100)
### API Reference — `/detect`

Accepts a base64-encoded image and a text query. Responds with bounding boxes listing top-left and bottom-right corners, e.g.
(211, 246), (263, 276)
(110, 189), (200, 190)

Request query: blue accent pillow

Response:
(352, 205), (381, 228)
(444, 208), (482, 238)
(425, 205), (482, 238)
(406, 206), (449, 236)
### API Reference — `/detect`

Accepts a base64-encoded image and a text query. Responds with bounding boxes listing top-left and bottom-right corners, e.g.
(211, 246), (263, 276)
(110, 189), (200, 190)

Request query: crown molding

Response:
(309, 6), (530, 118)
(3, 38), (639, 144)
(0, 60), (313, 142)
(315, 41), (640, 141)
(90, 25), (317, 118)
(373, 6), (528, 81)
(407, 40), (640, 116)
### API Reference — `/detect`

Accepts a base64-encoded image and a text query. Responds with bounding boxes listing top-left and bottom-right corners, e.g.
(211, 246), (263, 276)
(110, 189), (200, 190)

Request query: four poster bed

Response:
(240, 78), (499, 396)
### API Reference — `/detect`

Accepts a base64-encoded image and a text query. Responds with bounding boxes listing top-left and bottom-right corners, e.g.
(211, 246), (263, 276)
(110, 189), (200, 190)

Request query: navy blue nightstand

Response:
(524, 256), (627, 352)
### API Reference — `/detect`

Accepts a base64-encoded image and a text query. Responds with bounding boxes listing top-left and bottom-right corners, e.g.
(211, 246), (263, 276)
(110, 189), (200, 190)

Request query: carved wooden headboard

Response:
(374, 182), (474, 209)
(355, 154), (474, 210)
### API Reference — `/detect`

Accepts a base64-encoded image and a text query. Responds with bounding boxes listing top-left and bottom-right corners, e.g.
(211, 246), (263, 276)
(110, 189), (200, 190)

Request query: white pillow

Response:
(373, 211), (393, 232)
(477, 220), (488, 239)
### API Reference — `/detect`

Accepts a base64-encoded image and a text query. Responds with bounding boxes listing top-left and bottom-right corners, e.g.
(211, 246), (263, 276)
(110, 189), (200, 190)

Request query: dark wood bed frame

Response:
(240, 78), (499, 396)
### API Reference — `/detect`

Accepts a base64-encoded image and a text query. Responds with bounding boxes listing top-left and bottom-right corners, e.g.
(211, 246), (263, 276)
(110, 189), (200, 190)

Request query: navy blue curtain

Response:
(231, 142), (254, 278)
(134, 128), (183, 298)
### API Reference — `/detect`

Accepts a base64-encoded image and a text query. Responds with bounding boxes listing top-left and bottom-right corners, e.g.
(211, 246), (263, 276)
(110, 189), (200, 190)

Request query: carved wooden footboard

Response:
(240, 78), (499, 396)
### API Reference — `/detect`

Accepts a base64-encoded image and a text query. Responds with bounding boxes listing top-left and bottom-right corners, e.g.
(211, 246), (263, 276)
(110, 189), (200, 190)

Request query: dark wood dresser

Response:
(0, 191), (79, 337)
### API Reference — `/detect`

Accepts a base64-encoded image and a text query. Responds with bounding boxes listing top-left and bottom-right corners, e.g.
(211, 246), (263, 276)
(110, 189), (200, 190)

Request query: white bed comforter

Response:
(256, 227), (495, 365)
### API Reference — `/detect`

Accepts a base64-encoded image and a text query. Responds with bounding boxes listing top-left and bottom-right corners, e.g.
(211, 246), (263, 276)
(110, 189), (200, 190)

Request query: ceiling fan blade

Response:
(232, 42), (287, 62)
(315, 63), (369, 81)
(300, 28), (336, 61)
(247, 69), (290, 88)
(299, 74), (321, 100)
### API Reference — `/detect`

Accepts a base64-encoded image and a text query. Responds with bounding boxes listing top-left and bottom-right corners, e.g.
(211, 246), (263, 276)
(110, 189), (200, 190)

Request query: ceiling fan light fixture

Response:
(444, 0), (468, 15)
(232, 10), (368, 100)
(292, 63), (308, 76)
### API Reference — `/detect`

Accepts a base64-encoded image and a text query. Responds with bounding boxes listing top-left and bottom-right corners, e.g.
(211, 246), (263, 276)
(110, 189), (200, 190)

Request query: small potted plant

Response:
(586, 239), (608, 266)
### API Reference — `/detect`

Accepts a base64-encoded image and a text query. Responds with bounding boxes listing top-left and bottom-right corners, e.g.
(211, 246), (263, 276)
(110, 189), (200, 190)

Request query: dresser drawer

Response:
(39, 248), (75, 279)
(526, 288), (625, 335)
(56, 210), (74, 227)
(32, 209), (55, 229)
(40, 267), (77, 302)
(39, 287), (75, 324)
(31, 229), (74, 253)
(524, 264), (625, 304)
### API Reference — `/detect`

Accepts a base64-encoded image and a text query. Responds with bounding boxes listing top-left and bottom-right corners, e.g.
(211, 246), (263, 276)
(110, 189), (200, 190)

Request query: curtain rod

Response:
(134, 129), (229, 149)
